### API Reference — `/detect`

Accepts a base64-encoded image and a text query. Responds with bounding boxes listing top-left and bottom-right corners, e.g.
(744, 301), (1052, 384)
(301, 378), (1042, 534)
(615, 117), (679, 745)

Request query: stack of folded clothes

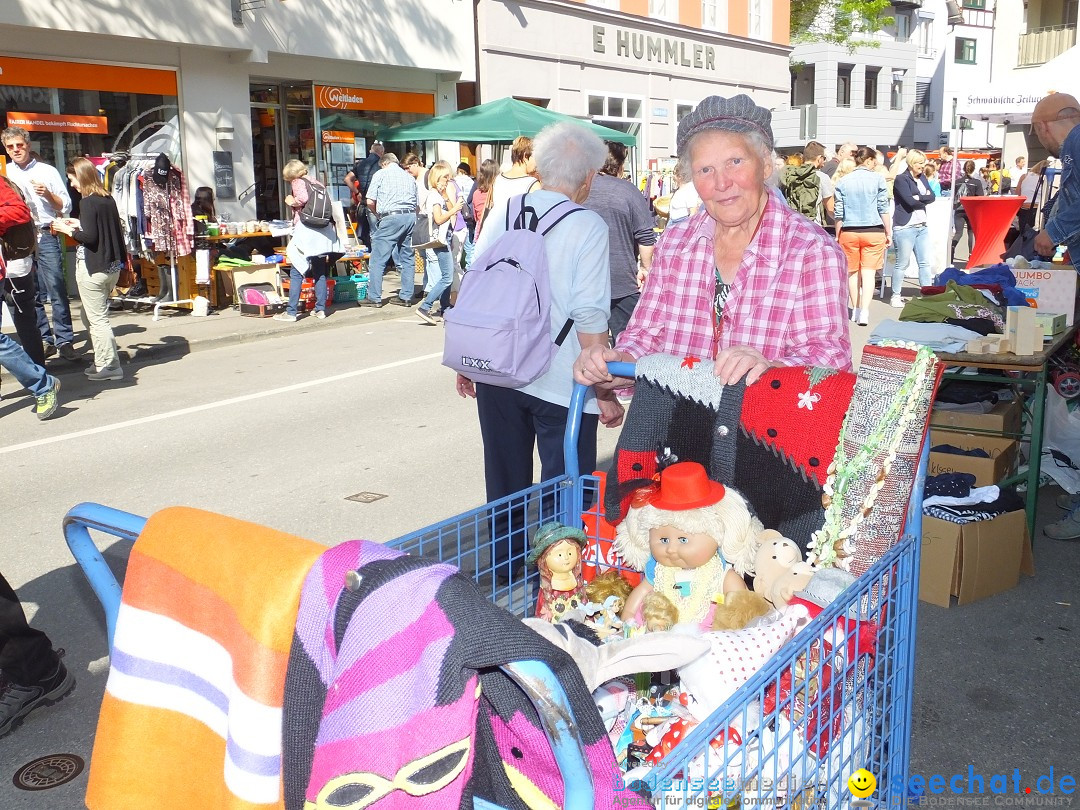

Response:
(921, 471), (1025, 523)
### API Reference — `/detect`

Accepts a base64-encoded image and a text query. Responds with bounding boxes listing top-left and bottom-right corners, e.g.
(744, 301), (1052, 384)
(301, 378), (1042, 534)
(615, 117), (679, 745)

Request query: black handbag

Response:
(1006, 171), (1053, 261)
(411, 205), (447, 251)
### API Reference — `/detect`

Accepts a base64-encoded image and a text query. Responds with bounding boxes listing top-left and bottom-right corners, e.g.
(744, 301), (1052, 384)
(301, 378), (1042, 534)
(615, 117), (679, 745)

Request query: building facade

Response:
(775, 5), (921, 151)
(475, 0), (792, 165)
(0, 0), (475, 221)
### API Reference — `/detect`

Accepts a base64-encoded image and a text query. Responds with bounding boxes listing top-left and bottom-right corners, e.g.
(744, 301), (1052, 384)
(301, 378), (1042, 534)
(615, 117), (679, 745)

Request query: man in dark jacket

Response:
(344, 141), (385, 248)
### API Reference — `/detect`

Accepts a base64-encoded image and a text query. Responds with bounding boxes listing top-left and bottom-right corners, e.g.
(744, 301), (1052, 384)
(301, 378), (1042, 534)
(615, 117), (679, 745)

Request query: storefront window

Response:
(1, 60), (177, 172)
(312, 85), (435, 203)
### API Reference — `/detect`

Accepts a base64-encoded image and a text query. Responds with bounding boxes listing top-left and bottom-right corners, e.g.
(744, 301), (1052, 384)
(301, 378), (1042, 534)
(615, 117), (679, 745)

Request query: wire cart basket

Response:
(65, 362), (925, 810)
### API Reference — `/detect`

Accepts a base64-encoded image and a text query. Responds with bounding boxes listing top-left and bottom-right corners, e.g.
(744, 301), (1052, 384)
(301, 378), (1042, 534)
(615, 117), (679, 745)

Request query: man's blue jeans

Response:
(892, 223), (933, 293)
(420, 246), (453, 312)
(33, 231), (75, 347)
(286, 256), (328, 317)
(0, 332), (52, 397)
(366, 213), (416, 303)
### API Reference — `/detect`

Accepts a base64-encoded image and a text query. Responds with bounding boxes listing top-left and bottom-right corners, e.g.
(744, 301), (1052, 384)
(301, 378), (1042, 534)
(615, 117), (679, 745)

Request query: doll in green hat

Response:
(528, 522), (589, 622)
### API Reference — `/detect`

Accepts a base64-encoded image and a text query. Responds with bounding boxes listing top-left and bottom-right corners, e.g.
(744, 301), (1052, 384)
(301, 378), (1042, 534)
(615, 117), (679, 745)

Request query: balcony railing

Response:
(914, 104), (934, 123)
(1018, 25), (1076, 67)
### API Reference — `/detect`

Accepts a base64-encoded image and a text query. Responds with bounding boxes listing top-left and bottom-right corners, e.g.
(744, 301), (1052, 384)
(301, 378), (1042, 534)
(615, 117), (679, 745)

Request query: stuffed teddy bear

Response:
(613, 461), (763, 630)
(711, 590), (773, 631)
(752, 529), (817, 609)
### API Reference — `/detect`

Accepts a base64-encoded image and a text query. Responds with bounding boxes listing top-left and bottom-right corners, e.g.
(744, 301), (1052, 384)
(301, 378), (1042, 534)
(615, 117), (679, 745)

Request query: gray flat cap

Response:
(793, 568), (857, 609)
(676, 94), (774, 155)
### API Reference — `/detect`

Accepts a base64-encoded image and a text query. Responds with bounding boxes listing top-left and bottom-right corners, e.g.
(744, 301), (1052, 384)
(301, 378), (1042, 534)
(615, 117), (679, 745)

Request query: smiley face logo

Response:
(848, 769), (877, 798)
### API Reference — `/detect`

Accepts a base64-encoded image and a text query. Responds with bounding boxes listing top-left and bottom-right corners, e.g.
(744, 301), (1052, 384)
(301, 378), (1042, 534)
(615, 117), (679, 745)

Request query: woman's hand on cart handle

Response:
(456, 374), (476, 399)
(575, 345), (633, 389)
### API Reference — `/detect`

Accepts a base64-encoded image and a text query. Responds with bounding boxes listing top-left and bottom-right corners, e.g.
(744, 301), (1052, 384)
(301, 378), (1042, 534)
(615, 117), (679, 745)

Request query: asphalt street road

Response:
(0, 312), (620, 809)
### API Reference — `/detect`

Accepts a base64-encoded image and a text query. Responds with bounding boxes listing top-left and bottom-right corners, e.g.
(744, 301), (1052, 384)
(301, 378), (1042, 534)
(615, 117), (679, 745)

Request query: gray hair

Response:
(532, 122), (607, 192)
(676, 128), (773, 187)
(1, 126), (30, 144)
(379, 154), (399, 168)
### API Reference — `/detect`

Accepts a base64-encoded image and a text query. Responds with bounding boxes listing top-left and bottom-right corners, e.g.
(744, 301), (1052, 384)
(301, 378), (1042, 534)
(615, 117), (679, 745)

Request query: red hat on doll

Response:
(648, 462), (726, 511)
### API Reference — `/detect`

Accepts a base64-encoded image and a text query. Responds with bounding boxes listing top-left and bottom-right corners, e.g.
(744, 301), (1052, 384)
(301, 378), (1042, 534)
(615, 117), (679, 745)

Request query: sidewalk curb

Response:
(1, 305), (416, 380)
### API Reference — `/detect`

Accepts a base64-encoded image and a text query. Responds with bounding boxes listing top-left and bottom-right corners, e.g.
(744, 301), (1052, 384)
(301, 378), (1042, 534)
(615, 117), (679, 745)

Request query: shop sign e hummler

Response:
(592, 25), (718, 71)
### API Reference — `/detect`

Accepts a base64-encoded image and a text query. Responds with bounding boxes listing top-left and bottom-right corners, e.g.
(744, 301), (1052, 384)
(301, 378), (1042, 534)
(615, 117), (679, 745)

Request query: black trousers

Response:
(2, 273), (46, 368)
(475, 383), (599, 573)
(0, 570), (57, 685)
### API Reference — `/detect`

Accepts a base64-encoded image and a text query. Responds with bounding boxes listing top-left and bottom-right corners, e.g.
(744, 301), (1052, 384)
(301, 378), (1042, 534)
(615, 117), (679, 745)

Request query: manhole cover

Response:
(345, 491), (387, 504)
(13, 753), (85, 791)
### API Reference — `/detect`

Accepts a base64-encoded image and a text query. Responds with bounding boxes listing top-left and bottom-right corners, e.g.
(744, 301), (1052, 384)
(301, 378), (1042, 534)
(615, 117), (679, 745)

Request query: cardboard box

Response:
(928, 431), (1017, 486)
(1013, 266), (1078, 325)
(1035, 311), (1067, 336)
(930, 399), (1022, 438)
(920, 510), (1033, 608)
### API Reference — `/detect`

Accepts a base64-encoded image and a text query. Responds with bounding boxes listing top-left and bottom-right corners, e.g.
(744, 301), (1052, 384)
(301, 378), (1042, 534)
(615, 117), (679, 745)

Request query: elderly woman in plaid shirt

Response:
(575, 94), (852, 394)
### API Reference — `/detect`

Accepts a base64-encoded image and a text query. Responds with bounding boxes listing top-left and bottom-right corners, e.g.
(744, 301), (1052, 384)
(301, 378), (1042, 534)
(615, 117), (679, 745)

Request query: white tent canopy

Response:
(956, 46), (1080, 124)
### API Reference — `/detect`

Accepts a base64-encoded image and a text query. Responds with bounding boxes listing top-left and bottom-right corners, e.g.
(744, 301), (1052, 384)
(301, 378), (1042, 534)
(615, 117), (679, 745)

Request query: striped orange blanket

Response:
(86, 506), (326, 810)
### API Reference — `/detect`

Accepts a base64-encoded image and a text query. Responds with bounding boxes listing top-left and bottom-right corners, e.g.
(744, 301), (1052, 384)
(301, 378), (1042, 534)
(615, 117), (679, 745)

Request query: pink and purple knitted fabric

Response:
(283, 540), (625, 810)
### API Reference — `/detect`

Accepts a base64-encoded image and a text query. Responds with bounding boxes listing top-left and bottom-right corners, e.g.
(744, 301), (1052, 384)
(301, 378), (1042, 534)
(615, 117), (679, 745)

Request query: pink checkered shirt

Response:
(617, 190), (852, 371)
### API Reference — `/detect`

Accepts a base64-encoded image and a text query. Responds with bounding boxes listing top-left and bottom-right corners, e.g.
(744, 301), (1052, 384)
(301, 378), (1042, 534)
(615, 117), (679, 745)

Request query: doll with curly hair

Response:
(527, 522), (589, 622)
(614, 462), (763, 630)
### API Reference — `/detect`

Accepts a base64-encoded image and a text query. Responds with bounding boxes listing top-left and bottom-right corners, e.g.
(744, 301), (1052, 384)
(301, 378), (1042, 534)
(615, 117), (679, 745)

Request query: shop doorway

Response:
(249, 81), (316, 221)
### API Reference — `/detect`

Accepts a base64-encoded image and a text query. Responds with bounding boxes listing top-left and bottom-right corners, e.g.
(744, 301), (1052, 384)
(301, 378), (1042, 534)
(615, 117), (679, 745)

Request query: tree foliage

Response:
(790, 0), (895, 49)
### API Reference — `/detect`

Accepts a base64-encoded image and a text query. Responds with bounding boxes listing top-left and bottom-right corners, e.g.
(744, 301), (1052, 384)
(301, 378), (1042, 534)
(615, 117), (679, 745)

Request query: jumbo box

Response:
(920, 510), (1033, 608)
(928, 430), (1017, 487)
(1013, 266), (1078, 325)
(929, 399), (1022, 437)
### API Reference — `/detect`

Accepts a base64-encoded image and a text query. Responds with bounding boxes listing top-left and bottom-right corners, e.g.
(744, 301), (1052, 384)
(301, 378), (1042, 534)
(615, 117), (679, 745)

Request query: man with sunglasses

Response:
(1, 126), (76, 361)
(1030, 94), (1080, 270)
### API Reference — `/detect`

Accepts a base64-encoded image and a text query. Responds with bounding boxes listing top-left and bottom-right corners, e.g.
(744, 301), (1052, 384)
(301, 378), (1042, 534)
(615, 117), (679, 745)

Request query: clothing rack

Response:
(101, 152), (195, 318)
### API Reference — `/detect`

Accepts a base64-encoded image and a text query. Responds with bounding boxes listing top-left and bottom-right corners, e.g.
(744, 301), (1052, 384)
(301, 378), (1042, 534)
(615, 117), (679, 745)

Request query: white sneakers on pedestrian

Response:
(273, 312), (298, 323)
(890, 296), (905, 308)
(850, 308), (869, 326)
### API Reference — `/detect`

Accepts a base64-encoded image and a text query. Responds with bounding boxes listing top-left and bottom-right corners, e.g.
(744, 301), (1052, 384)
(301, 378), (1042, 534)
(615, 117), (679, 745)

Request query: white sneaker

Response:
(314, 311), (326, 320)
(858, 309), (869, 326)
(890, 296), (905, 308)
(273, 313), (297, 322)
(1055, 492), (1080, 510)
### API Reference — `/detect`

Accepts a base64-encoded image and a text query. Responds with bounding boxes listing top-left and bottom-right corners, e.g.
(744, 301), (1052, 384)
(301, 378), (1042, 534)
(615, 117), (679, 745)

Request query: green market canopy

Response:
(377, 97), (636, 146)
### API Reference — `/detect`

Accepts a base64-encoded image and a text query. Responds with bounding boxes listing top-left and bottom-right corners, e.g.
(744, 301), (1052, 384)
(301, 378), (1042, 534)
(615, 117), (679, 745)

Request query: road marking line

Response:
(1, 352), (443, 455)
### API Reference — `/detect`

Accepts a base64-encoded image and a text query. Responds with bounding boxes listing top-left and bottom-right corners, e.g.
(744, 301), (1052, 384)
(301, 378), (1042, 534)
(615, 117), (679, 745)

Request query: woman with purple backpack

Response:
(455, 122), (623, 578)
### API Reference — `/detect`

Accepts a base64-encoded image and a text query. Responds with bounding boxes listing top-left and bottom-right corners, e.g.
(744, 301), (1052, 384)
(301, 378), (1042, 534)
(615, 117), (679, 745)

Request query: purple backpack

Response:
(442, 196), (581, 387)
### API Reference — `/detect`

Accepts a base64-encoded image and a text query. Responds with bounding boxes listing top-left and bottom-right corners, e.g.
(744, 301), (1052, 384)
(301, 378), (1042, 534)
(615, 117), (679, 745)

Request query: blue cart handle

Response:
(564, 361), (635, 481)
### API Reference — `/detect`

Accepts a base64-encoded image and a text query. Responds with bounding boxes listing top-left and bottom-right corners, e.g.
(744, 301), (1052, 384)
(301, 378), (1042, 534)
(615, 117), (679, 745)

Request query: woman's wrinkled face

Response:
(907, 155), (926, 176)
(688, 131), (769, 229)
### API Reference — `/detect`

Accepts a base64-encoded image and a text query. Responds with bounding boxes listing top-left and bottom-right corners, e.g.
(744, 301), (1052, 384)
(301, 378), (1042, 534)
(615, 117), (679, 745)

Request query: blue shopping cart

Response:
(66, 361), (926, 809)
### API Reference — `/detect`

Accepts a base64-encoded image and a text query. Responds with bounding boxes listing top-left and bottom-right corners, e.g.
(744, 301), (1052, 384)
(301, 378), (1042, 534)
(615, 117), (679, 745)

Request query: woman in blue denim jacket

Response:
(891, 149), (937, 302)
(834, 147), (891, 326)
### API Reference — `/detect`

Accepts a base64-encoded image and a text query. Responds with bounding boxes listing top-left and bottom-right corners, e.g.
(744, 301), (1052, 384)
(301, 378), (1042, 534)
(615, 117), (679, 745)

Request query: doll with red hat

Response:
(614, 462), (763, 630)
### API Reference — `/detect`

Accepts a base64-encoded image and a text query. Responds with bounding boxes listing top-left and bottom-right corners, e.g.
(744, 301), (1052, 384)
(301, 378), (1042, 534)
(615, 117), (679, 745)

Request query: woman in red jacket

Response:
(0, 175), (46, 366)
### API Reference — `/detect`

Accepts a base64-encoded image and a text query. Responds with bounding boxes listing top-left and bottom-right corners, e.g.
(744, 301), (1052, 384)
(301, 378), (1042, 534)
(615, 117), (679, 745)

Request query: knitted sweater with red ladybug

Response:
(604, 353), (856, 555)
